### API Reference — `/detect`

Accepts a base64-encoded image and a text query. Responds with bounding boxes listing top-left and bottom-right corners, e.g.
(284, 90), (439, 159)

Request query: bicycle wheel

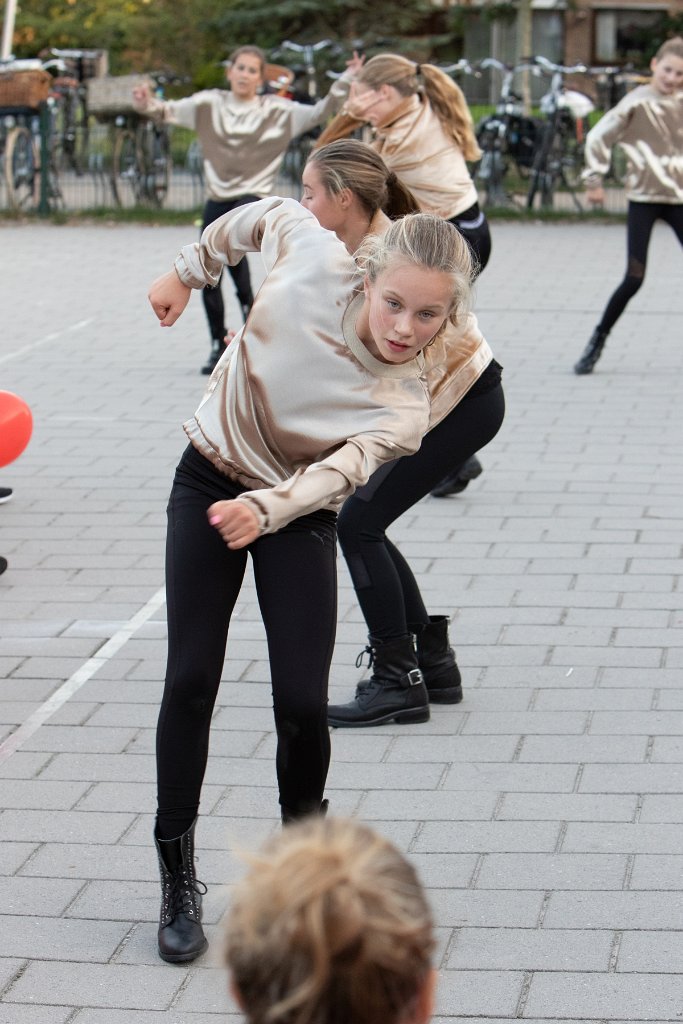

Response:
(111, 128), (140, 208)
(526, 124), (554, 210)
(4, 126), (37, 210)
(144, 126), (171, 207)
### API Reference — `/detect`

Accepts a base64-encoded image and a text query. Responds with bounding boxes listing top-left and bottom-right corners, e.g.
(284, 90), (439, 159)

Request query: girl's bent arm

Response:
(174, 197), (318, 288)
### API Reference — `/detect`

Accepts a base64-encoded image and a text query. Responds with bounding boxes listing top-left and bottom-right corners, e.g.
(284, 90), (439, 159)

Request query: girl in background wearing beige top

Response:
(318, 53), (493, 498)
(133, 45), (361, 374)
(146, 198), (472, 964)
(225, 817), (436, 1024)
(301, 140), (504, 728)
(574, 37), (683, 374)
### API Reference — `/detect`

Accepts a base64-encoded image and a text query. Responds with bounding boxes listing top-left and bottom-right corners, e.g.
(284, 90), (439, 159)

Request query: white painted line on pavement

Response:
(0, 318), (95, 367)
(0, 585), (167, 765)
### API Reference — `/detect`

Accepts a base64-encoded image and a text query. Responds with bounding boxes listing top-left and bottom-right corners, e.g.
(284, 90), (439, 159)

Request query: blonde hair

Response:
(226, 817), (434, 1024)
(357, 211), (474, 325)
(319, 53), (481, 161)
(306, 139), (420, 219)
(654, 36), (683, 61)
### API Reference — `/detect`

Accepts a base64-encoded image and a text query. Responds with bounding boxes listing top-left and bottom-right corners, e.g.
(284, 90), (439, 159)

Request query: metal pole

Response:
(1, 0), (18, 60)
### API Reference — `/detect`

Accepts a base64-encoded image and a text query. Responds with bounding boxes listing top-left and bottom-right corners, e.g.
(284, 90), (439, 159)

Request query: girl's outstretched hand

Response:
(148, 270), (191, 326)
(345, 50), (366, 77)
(208, 500), (260, 549)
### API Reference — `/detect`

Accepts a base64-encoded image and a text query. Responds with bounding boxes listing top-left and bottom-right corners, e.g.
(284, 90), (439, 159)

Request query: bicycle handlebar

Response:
(524, 54), (588, 75)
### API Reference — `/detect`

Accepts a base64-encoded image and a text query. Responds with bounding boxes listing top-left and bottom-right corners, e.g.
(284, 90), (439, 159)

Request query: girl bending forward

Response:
(147, 196), (473, 963)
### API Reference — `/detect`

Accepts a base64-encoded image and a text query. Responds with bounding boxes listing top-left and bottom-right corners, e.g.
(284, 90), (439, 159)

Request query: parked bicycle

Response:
(87, 71), (173, 208)
(473, 58), (540, 208)
(48, 47), (103, 175)
(0, 55), (64, 210)
(525, 55), (593, 212)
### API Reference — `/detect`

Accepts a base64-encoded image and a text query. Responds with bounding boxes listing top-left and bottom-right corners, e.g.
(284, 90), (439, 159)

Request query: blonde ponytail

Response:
(319, 53), (480, 161)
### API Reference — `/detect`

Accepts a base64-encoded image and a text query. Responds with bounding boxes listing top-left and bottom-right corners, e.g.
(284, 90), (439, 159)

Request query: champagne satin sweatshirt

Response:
(135, 76), (351, 202)
(582, 84), (683, 203)
(173, 198), (431, 535)
(369, 95), (479, 219)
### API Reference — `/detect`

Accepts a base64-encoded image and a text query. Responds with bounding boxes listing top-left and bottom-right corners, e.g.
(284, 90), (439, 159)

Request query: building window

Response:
(594, 8), (667, 64)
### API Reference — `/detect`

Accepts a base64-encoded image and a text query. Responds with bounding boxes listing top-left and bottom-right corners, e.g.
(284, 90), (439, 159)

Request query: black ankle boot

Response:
(200, 338), (225, 375)
(155, 818), (208, 963)
(281, 798), (329, 825)
(574, 328), (608, 375)
(410, 616), (463, 704)
(430, 454), (483, 498)
(327, 636), (429, 728)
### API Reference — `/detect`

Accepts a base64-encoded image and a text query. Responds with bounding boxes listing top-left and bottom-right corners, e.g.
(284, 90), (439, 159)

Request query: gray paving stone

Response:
(518, 735), (648, 762)
(0, 915), (131, 961)
(446, 926), (613, 971)
(358, 789), (498, 821)
(5, 961), (185, 1010)
(0, 877), (85, 917)
(0, 810), (134, 844)
(415, 822), (561, 854)
(563, 822), (683, 854)
(524, 971), (683, 1020)
(435, 969), (524, 1017)
(476, 852), (628, 889)
(0, 779), (91, 809)
(580, 764), (683, 793)
(0, 1007), (73, 1024)
(617, 930), (683, 973)
(627, 854), (683, 889)
(498, 793), (638, 822)
(543, 890), (683, 930)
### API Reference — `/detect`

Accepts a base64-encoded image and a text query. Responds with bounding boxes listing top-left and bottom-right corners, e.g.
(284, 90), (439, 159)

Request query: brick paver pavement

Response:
(0, 216), (682, 1023)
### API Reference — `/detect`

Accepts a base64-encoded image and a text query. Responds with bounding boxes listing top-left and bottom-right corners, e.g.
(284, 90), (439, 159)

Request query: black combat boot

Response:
(200, 338), (225, 375)
(327, 636), (429, 728)
(281, 799), (329, 825)
(154, 818), (208, 963)
(430, 454), (483, 497)
(410, 615), (463, 704)
(574, 328), (608, 375)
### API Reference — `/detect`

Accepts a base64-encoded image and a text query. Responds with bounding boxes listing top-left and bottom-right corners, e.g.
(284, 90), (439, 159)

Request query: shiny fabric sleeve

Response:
(173, 196), (311, 287)
(132, 92), (200, 131)
(285, 73), (351, 137)
(581, 100), (633, 188)
(235, 427), (426, 535)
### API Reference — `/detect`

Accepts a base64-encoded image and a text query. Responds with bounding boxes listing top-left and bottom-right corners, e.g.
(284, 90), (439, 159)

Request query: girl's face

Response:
(650, 53), (683, 95)
(348, 82), (402, 126)
(361, 263), (453, 364)
(227, 53), (264, 100)
(301, 163), (347, 234)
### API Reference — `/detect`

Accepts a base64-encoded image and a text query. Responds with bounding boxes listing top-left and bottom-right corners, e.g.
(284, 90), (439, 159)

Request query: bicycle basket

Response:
(0, 68), (52, 109)
(86, 74), (152, 117)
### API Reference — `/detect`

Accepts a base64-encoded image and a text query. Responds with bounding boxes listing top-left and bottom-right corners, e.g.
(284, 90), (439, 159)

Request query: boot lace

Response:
(355, 644), (375, 670)
(165, 868), (207, 922)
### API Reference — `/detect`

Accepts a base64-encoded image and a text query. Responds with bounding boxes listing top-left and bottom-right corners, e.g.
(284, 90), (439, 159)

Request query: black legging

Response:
(156, 444), (337, 838)
(449, 202), (492, 278)
(338, 375), (505, 642)
(201, 195), (261, 341)
(598, 201), (683, 334)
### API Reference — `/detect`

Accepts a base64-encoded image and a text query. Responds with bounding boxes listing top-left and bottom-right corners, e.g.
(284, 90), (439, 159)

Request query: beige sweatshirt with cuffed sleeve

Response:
(135, 77), (352, 202)
(582, 84), (683, 203)
(173, 197), (431, 535)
